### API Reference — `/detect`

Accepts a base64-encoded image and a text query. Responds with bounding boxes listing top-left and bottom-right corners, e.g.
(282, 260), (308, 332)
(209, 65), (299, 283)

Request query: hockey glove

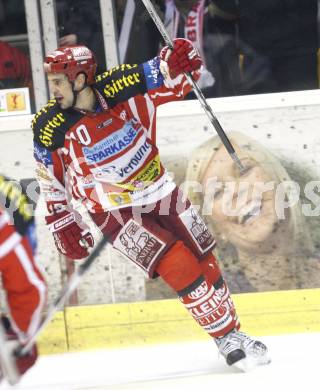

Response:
(159, 38), (202, 78)
(0, 315), (38, 377)
(46, 210), (94, 259)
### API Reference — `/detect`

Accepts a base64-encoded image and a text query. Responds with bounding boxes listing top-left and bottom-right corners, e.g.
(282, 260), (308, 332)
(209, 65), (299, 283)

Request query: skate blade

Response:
(233, 353), (271, 372)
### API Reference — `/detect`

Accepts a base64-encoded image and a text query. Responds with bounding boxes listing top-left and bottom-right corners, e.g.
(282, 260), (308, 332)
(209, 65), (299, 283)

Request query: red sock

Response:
(156, 242), (239, 338)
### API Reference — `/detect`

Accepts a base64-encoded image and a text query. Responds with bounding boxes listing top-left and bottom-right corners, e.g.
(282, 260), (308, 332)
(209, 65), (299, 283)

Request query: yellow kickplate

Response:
(63, 289), (320, 353)
(39, 289), (320, 354)
(38, 311), (68, 354)
(65, 300), (207, 352)
(233, 288), (320, 335)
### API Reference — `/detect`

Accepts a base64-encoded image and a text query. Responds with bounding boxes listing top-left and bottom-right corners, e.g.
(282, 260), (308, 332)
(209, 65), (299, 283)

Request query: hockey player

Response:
(0, 175), (47, 383)
(32, 39), (269, 370)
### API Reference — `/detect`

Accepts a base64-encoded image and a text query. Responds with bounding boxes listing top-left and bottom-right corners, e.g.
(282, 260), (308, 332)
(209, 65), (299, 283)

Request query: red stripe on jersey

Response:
(134, 95), (152, 130)
(126, 95), (156, 140)
(52, 149), (66, 185)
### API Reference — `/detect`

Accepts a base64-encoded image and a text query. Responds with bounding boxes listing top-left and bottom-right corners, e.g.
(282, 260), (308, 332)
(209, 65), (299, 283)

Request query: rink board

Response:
(38, 288), (320, 355)
(1, 90), (319, 357)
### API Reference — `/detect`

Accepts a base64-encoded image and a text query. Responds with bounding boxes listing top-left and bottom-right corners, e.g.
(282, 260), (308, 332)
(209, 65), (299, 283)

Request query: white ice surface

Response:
(1, 333), (317, 390)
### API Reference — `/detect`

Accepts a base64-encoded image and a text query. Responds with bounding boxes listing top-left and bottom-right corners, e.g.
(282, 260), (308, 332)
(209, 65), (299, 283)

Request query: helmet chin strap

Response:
(70, 77), (88, 109)
(71, 84), (85, 108)
(71, 87), (78, 108)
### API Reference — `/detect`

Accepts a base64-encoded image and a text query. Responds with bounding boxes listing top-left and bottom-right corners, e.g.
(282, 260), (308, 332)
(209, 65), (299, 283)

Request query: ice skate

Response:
(215, 329), (271, 372)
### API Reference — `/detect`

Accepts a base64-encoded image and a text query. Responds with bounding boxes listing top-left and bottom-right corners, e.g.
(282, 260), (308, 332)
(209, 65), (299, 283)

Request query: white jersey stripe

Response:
(144, 94), (156, 139)
(150, 89), (185, 99)
(128, 98), (141, 123)
(69, 141), (84, 175)
(0, 232), (21, 258)
(0, 213), (10, 229)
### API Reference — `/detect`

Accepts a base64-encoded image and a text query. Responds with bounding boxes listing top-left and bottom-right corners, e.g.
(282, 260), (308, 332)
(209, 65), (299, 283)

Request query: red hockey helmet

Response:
(44, 45), (97, 84)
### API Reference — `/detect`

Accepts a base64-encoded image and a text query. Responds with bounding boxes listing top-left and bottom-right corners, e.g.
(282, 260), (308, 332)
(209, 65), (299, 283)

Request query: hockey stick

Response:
(141, 0), (246, 173)
(18, 235), (109, 357)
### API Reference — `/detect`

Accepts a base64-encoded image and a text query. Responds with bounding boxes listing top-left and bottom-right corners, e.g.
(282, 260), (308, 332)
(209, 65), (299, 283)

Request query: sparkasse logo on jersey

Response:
(82, 123), (141, 164)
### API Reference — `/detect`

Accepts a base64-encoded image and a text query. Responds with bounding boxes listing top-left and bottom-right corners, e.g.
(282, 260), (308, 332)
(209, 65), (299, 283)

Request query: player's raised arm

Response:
(94, 38), (203, 109)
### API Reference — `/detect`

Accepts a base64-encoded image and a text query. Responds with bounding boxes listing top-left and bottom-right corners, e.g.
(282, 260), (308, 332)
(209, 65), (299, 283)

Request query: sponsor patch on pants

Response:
(179, 206), (215, 254)
(113, 219), (166, 274)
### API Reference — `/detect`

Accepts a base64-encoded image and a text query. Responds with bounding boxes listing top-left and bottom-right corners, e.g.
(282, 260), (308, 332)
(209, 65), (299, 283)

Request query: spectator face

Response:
(47, 73), (74, 109)
(201, 141), (279, 252)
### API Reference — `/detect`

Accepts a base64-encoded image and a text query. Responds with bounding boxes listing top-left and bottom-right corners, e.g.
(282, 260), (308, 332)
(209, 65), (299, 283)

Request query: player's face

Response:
(47, 73), (74, 109)
(201, 141), (279, 253)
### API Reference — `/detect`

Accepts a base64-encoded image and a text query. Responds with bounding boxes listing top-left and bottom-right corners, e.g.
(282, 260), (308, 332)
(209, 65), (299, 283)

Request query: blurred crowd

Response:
(0, 0), (319, 110)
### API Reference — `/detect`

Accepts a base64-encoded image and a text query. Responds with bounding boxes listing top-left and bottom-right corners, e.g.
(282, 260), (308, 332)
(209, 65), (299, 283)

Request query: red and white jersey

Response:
(33, 58), (199, 213)
(0, 176), (46, 342)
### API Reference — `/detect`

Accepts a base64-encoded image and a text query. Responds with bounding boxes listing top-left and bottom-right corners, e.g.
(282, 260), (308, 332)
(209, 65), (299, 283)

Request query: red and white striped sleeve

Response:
(123, 58), (200, 142)
(124, 77), (199, 143)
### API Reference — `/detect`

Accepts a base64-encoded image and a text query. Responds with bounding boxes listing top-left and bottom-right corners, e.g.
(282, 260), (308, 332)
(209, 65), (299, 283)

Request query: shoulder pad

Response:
(0, 175), (34, 236)
(32, 99), (84, 151)
(94, 64), (148, 109)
